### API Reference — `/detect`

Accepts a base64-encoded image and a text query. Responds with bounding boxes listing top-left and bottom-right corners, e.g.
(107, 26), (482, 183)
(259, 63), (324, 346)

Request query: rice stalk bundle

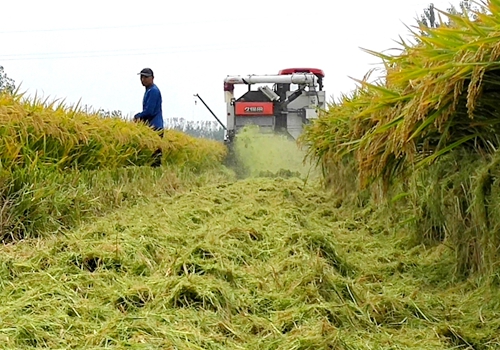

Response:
(302, 0), (500, 186)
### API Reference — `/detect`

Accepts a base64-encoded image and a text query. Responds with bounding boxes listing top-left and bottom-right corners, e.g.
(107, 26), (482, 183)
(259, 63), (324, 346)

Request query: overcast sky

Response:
(1, 0), (463, 122)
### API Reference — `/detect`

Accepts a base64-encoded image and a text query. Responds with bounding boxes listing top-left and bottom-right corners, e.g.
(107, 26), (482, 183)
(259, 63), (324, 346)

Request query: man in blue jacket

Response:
(134, 68), (164, 166)
(134, 68), (164, 130)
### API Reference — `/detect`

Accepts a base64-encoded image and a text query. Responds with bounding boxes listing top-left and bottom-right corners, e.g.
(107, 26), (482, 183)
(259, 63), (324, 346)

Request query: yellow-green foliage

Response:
(300, 0), (500, 277)
(1, 177), (499, 348)
(0, 91), (227, 241)
(0, 92), (226, 172)
(233, 126), (317, 179)
(302, 0), (500, 185)
(162, 129), (226, 171)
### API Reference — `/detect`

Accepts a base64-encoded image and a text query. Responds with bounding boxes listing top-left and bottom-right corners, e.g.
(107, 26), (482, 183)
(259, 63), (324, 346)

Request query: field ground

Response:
(1, 172), (498, 349)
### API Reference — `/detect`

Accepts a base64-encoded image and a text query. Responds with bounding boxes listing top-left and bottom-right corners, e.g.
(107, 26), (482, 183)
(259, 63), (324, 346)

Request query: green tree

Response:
(418, 1), (480, 29)
(98, 109), (124, 119)
(0, 66), (15, 93)
(419, 3), (438, 28)
(165, 118), (225, 141)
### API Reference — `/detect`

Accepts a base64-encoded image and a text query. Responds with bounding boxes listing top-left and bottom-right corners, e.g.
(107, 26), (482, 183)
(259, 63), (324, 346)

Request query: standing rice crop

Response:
(301, 0), (500, 276)
(302, 0), (500, 185)
(0, 91), (227, 241)
(0, 92), (226, 172)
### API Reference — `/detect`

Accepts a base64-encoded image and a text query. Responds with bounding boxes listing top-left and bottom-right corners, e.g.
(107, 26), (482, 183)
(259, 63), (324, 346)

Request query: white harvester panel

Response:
(285, 90), (326, 139)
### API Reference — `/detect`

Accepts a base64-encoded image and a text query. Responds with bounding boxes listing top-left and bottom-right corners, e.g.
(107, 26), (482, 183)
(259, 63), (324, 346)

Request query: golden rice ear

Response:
(301, 0), (497, 187)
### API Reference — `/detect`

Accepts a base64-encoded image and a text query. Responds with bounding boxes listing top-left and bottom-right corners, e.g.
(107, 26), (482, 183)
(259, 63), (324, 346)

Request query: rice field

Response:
(301, 0), (500, 184)
(1, 90), (496, 347)
(1, 175), (499, 349)
(301, 0), (500, 277)
(0, 91), (227, 242)
(2, 2), (500, 347)
(0, 92), (226, 172)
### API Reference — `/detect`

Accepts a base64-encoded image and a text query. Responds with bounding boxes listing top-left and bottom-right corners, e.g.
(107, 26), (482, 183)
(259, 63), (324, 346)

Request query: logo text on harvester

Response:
(244, 106), (264, 113)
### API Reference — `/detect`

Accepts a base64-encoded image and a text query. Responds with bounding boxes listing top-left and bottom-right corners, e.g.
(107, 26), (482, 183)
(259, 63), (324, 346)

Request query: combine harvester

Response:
(194, 68), (326, 175)
(195, 67), (326, 144)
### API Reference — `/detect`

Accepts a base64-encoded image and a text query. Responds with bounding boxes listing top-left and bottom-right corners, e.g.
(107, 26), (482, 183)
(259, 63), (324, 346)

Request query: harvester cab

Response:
(223, 68), (326, 143)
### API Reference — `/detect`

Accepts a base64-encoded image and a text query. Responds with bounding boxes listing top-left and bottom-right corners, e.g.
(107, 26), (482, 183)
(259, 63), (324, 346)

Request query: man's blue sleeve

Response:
(135, 88), (160, 121)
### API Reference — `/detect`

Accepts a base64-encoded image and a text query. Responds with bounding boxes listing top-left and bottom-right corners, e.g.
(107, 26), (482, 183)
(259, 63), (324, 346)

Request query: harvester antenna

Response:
(193, 94), (227, 131)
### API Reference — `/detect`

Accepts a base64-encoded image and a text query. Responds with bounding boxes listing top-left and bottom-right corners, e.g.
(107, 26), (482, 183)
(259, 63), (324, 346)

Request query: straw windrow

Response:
(1, 177), (499, 348)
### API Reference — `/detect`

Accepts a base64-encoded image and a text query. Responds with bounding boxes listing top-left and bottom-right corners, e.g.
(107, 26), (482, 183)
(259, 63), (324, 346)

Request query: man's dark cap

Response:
(138, 68), (154, 77)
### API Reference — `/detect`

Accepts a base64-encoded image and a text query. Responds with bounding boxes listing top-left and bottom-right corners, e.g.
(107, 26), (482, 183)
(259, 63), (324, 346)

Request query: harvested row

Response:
(1, 177), (498, 349)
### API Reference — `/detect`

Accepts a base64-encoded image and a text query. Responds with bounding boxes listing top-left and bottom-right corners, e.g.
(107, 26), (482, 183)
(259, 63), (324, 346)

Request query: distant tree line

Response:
(0, 66), (15, 93)
(97, 109), (124, 119)
(164, 118), (225, 141)
(96, 111), (225, 141)
(418, 0), (480, 29)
